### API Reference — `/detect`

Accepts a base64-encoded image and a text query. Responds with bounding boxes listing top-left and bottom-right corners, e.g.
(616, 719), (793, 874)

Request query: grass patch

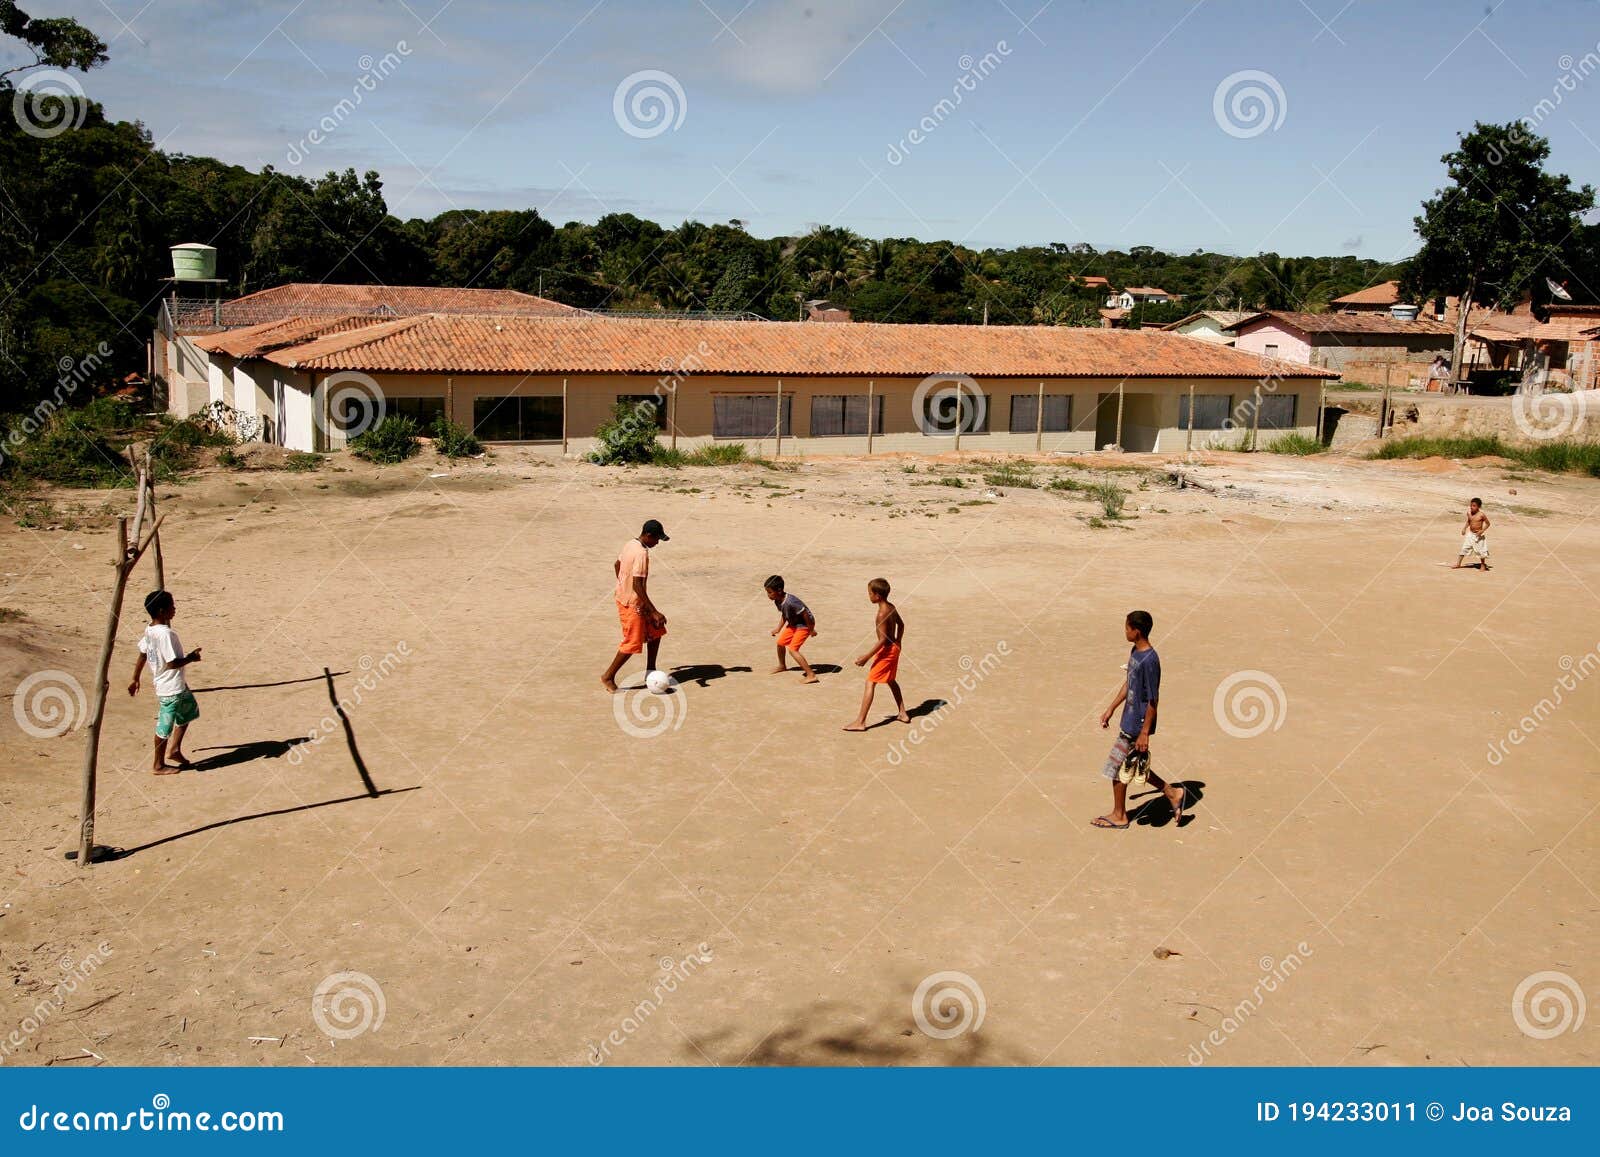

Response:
(1369, 435), (1509, 461)
(982, 463), (1039, 489)
(937, 475), (967, 488)
(1264, 433), (1325, 456)
(1371, 436), (1600, 478)
(650, 442), (769, 468)
(284, 452), (324, 472)
(0, 606), (23, 622)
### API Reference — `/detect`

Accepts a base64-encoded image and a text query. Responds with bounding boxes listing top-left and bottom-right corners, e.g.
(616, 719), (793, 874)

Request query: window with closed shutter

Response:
(713, 394), (793, 438)
(1009, 393), (1072, 433)
(810, 395), (884, 436)
(1179, 394), (1233, 430)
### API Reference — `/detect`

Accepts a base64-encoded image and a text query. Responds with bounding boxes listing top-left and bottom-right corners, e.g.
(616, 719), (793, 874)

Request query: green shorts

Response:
(155, 689), (199, 738)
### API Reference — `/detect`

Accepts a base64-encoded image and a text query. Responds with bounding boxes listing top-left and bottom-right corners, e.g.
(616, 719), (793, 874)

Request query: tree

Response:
(0, 1), (107, 84)
(1406, 122), (1595, 377)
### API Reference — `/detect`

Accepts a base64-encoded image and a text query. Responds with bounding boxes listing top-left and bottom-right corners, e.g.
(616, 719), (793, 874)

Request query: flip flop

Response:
(1091, 815), (1130, 829)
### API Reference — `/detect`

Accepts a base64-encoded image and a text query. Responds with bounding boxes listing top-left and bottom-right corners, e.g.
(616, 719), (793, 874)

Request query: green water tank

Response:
(170, 243), (218, 281)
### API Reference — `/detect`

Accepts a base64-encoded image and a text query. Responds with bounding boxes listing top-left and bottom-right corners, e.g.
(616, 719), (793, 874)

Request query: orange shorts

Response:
(617, 600), (666, 654)
(868, 643), (901, 684)
(776, 625), (811, 651)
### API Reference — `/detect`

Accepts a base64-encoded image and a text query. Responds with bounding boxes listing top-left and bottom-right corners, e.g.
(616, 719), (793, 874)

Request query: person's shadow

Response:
(185, 737), (311, 772)
(1131, 779), (1206, 828)
(669, 663), (753, 687)
(853, 698), (946, 731)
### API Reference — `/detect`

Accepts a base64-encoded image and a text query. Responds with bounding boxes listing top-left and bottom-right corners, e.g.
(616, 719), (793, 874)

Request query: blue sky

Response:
(16, 0), (1600, 259)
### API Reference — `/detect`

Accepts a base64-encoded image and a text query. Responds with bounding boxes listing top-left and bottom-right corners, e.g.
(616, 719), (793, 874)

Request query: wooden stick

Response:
(775, 380), (783, 457)
(78, 518), (131, 867)
(1114, 381), (1125, 451)
(1249, 385), (1261, 451)
(669, 382), (678, 453)
(561, 378), (568, 456)
(866, 380), (874, 455)
(1035, 380), (1044, 454)
(1316, 381), (1326, 444)
(128, 464), (149, 559)
(1186, 383), (1195, 452)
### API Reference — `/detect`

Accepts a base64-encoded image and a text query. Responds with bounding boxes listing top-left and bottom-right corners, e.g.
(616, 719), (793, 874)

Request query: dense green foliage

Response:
(348, 416), (420, 464)
(429, 416), (483, 459)
(1403, 122), (1596, 370)
(590, 401), (662, 465)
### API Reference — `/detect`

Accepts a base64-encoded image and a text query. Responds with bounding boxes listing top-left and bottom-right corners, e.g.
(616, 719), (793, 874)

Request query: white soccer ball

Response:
(645, 670), (672, 695)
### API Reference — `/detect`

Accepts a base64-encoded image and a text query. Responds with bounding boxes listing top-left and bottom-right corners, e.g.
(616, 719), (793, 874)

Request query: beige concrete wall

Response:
(165, 334), (213, 418)
(262, 368), (1325, 457)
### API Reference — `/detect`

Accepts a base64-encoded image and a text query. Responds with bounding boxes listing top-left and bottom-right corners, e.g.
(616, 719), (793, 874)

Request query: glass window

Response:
(473, 396), (521, 441)
(810, 395), (884, 436)
(1179, 394), (1233, 430)
(1009, 393), (1072, 433)
(920, 387), (988, 435)
(713, 394), (793, 439)
(1251, 393), (1297, 430)
(390, 395), (446, 428)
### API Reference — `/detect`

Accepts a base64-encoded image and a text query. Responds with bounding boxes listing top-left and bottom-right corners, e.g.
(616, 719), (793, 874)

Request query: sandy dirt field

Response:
(2, 445), (1596, 1067)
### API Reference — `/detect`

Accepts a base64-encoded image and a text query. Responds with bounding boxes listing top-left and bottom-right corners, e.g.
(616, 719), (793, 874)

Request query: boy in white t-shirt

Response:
(128, 589), (202, 774)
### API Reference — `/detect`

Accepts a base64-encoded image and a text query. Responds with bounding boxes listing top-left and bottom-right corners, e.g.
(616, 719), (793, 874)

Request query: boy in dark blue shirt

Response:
(1092, 610), (1185, 828)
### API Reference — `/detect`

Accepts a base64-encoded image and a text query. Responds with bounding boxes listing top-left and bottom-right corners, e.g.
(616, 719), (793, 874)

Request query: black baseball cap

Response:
(642, 519), (669, 541)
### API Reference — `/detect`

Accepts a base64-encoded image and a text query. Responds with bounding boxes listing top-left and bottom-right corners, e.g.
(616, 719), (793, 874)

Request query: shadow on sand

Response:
(684, 991), (1028, 1066)
(1129, 779), (1207, 828)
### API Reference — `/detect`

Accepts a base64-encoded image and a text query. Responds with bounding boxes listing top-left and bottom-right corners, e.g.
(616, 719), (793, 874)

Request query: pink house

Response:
(1229, 311), (1454, 381)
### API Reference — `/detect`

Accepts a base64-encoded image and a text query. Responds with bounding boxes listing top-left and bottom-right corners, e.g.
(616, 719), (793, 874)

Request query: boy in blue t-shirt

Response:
(1092, 610), (1185, 829)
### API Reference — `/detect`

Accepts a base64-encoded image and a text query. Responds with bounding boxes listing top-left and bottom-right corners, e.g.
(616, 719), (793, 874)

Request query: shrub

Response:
(591, 400), (663, 465)
(1265, 433), (1325, 455)
(430, 416), (483, 459)
(217, 447), (245, 469)
(1089, 482), (1127, 519)
(80, 394), (138, 433)
(350, 415), (420, 463)
(284, 452), (324, 472)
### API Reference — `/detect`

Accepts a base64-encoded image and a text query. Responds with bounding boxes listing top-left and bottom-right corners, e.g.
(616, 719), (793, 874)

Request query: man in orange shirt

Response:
(601, 519), (669, 693)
